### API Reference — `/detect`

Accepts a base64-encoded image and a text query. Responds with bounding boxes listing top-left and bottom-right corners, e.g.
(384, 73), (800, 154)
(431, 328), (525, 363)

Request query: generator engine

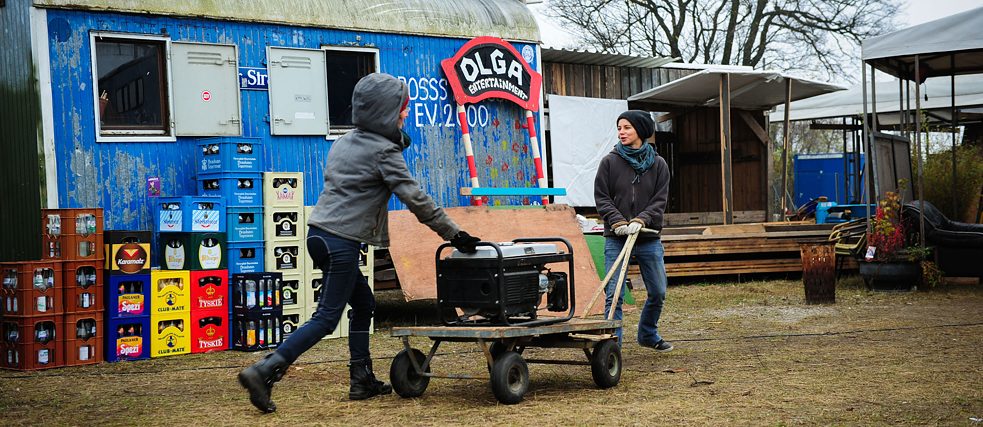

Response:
(436, 240), (574, 326)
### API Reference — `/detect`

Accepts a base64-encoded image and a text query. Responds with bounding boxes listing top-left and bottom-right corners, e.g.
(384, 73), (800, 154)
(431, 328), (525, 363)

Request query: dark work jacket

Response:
(593, 147), (670, 240)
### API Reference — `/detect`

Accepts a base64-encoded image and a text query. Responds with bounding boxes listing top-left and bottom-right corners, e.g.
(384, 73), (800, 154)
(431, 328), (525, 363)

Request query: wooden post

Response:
(861, 62), (873, 237)
(457, 104), (482, 206)
(914, 57), (926, 248)
(524, 110), (548, 205)
(780, 78), (792, 218)
(719, 74), (734, 225)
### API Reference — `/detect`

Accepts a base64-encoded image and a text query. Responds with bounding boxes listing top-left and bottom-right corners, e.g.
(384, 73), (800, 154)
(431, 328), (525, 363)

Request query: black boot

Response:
(349, 358), (393, 400)
(238, 352), (290, 413)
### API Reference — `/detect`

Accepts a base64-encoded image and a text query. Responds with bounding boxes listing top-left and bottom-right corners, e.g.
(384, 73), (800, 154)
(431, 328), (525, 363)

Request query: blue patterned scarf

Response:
(615, 142), (656, 175)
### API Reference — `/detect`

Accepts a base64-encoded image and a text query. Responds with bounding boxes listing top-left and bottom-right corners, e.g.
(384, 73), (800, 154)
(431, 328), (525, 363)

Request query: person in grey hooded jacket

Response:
(238, 73), (480, 413)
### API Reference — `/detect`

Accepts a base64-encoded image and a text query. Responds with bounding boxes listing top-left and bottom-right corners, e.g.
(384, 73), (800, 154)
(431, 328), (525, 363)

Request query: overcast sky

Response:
(531, 0), (981, 50)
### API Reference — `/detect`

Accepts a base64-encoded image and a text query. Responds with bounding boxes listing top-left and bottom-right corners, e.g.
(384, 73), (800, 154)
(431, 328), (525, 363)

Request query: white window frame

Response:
(90, 32), (176, 142)
(321, 45), (380, 138)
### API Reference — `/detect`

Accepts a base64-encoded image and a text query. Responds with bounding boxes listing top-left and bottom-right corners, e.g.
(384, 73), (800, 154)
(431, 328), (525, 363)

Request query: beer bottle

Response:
(118, 326), (125, 337)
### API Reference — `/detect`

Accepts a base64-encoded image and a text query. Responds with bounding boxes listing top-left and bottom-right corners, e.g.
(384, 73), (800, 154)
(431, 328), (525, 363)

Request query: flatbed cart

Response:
(389, 318), (622, 404)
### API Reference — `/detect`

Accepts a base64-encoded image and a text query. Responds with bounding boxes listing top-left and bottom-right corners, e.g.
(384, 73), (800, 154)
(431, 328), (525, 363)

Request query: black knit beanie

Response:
(617, 110), (655, 141)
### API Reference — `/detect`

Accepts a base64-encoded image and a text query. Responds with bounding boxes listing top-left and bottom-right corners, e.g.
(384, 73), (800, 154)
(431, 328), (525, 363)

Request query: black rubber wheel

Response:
(490, 351), (529, 404)
(590, 339), (622, 389)
(389, 348), (430, 398)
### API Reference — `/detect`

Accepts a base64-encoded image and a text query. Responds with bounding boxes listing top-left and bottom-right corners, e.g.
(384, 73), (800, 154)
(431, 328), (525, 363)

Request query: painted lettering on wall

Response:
(397, 76), (489, 129)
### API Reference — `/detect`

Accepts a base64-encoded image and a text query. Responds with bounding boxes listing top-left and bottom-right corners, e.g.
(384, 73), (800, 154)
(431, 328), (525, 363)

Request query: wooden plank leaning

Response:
(580, 228), (659, 319)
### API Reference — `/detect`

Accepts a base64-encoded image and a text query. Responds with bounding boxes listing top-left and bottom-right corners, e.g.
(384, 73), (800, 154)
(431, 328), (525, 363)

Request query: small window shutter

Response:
(268, 47), (328, 136)
(172, 42), (241, 136)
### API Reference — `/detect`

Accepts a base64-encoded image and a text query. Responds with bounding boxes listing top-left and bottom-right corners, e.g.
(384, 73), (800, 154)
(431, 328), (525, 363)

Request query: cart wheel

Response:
(490, 351), (528, 404)
(390, 348), (430, 398)
(590, 340), (622, 389)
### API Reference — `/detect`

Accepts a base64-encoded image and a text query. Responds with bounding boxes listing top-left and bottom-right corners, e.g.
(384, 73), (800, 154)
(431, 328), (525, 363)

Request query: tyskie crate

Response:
(232, 310), (282, 351)
(158, 232), (227, 271)
(196, 138), (263, 174)
(1, 261), (62, 317)
(263, 172), (304, 208)
(231, 272), (283, 313)
(227, 242), (264, 274)
(62, 312), (103, 366)
(105, 316), (150, 362)
(154, 196), (225, 233)
(63, 260), (103, 313)
(264, 207), (303, 242)
(198, 173), (262, 207)
(150, 311), (191, 358)
(106, 274), (150, 318)
(190, 308), (230, 353)
(226, 207), (263, 242)
(150, 270), (190, 314)
(104, 230), (151, 275)
(190, 270), (228, 311)
(1, 315), (64, 370)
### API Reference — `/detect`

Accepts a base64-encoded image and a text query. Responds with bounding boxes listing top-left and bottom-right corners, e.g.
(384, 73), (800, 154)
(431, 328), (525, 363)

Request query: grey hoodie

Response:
(307, 73), (460, 246)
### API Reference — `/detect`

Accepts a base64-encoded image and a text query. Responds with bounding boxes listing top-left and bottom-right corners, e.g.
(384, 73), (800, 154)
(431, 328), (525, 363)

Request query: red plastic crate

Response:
(1, 315), (64, 370)
(63, 260), (104, 313)
(62, 312), (103, 366)
(190, 270), (229, 311)
(1, 261), (63, 317)
(41, 208), (104, 237)
(41, 233), (104, 261)
(190, 309), (229, 353)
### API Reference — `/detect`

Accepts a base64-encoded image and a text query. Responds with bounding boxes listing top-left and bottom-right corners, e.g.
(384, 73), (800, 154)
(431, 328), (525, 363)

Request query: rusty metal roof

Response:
(33, 0), (541, 42)
(541, 47), (676, 68)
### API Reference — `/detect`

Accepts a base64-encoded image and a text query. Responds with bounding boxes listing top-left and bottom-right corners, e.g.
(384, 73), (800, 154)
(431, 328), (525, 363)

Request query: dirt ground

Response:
(1, 275), (981, 426)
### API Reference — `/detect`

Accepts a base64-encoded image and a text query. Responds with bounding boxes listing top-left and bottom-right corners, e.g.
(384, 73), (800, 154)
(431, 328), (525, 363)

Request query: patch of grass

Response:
(1, 276), (981, 425)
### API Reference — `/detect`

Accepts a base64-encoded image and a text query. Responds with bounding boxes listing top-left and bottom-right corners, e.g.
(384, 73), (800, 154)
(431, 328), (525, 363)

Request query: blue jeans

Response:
(275, 227), (375, 364)
(604, 237), (668, 345)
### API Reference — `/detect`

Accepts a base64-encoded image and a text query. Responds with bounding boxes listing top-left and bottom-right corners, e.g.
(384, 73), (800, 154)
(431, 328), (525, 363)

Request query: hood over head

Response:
(352, 73), (409, 143)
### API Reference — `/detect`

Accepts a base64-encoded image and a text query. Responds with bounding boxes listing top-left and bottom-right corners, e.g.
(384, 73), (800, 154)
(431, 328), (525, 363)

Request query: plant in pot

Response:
(859, 189), (928, 291)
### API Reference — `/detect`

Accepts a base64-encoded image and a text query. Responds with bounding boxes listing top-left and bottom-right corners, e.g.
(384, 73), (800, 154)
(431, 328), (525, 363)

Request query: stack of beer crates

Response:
(104, 230), (152, 362)
(1, 208), (104, 370)
(153, 195), (227, 357)
(197, 138), (266, 277)
(263, 173), (308, 341)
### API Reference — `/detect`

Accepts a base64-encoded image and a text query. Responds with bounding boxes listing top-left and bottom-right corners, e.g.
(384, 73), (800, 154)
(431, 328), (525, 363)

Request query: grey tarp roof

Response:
(627, 69), (845, 111)
(862, 6), (983, 80)
(770, 75), (983, 124)
(541, 48), (676, 69)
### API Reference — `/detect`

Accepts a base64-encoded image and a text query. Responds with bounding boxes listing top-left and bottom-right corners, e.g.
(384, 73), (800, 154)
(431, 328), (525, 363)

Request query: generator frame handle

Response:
(435, 237), (575, 328)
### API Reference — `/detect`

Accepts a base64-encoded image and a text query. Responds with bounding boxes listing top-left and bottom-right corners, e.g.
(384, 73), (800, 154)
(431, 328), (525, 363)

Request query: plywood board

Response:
(388, 204), (603, 315)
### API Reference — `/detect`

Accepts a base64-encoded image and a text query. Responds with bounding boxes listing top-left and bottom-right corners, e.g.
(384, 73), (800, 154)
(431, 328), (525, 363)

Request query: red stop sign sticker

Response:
(202, 91), (211, 101)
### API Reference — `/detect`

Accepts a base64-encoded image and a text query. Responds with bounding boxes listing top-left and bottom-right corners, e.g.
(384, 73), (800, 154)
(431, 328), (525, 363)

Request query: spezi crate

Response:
(1, 261), (63, 317)
(227, 242), (264, 274)
(190, 270), (228, 311)
(196, 138), (263, 174)
(104, 230), (151, 275)
(158, 232), (227, 271)
(190, 309), (230, 353)
(150, 270), (190, 314)
(105, 316), (150, 362)
(226, 207), (263, 242)
(154, 196), (225, 233)
(106, 274), (150, 318)
(63, 260), (103, 313)
(150, 311), (191, 358)
(263, 172), (304, 208)
(199, 173), (262, 207)
(231, 272), (282, 312)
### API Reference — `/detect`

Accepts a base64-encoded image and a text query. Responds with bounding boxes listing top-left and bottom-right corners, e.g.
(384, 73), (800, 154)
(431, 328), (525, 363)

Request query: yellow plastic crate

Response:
(279, 273), (306, 313)
(150, 270), (190, 314)
(150, 311), (191, 358)
(264, 206), (304, 243)
(262, 172), (304, 208)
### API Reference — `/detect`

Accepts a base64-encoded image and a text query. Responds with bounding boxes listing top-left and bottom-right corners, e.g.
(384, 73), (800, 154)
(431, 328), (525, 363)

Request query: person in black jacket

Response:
(593, 110), (673, 352)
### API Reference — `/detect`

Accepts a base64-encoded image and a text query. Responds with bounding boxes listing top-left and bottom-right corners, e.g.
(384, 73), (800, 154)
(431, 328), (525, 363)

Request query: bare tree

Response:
(545, 0), (902, 81)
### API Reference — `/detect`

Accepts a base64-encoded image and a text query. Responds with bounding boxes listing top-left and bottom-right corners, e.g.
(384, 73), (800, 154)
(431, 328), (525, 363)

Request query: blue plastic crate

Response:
(196, 138), (263, 174)
(105, 316), (151, 362)
(227, 207), (263, 242)
(154, 196), (226, 233)
(106, 274), (151, 318)
(198, 173), (262, 207)
(228, 242), (264, 275)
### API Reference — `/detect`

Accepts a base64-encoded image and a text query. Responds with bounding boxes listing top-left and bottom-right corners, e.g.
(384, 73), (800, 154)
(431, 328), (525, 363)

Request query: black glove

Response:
(450, 230), (480, 254)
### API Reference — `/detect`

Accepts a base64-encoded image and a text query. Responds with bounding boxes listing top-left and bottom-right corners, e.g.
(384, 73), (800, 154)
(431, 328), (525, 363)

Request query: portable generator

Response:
(435, 237), (575, 326)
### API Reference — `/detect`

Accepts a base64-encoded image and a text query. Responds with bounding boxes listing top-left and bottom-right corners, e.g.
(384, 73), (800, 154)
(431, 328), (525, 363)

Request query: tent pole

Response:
(870, 64), (881, 200)
(861, 62), (873, 237)
(915, 56), (926, 248)
(719, 74), (734, 225)
(781, 78), (791, 218)
(951, 54), (958, 218)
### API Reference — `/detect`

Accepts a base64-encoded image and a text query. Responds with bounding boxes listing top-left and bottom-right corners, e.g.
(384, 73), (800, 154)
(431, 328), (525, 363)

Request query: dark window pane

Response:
(326, 51), (376, 127)
(95, 38), (168, 133)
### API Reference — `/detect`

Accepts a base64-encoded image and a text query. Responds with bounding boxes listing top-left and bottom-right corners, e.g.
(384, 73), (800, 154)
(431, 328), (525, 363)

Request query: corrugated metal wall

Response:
(44, 9), (543, 231)
(0, 1), (44, 261)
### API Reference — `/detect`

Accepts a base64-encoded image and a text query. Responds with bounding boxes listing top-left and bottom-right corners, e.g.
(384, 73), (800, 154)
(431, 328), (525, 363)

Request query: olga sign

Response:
(441, 36), (542, 111)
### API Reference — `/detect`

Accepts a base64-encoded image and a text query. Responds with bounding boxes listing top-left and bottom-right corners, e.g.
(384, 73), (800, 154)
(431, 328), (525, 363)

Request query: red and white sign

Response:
(201, 91), (211, 102)
(440, 37), (542, 111)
